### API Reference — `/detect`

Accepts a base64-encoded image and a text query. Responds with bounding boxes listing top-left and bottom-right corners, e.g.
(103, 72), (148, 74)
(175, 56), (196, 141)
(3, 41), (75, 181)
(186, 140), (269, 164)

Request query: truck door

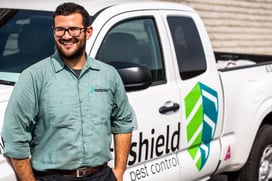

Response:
(163, 11), (224, 180)
(89, 11), (182, 181)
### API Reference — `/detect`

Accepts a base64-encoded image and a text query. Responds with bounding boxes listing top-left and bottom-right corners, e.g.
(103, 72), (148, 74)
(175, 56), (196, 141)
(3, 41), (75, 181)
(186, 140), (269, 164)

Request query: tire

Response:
(228, 124), (272, 181)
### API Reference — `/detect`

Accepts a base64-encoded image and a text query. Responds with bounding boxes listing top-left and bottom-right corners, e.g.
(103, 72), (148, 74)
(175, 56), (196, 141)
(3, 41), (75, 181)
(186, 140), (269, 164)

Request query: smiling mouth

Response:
(62, 42), (73, 46)
(59, 38), (78, 45)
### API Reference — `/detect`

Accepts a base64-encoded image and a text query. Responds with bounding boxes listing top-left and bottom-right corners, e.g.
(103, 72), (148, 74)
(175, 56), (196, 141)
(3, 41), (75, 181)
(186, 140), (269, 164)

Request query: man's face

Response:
(53, 13), (92, 60)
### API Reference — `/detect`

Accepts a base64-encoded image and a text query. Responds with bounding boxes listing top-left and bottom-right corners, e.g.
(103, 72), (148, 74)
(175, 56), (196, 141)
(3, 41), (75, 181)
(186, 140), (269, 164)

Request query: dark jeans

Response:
(35, 167), (117, 181)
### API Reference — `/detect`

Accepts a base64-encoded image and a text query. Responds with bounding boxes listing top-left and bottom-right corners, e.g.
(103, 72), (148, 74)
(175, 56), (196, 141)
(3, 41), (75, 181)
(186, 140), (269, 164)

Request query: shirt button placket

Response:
(77, 79), (86, 160)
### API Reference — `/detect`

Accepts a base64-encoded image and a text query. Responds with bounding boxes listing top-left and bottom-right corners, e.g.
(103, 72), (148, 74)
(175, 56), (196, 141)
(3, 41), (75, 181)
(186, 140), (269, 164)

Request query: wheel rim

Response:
(259, 144), (272, 181)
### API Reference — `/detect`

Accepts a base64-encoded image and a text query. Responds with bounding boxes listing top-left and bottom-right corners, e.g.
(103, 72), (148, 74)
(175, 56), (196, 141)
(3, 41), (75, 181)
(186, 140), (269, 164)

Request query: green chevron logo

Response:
(184, 82), (218, 171)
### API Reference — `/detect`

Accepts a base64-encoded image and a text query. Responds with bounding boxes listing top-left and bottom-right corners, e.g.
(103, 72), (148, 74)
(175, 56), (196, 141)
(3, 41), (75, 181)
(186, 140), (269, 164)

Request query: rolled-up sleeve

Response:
(1, 70), (38, 159)
(110, 71), (134, 134)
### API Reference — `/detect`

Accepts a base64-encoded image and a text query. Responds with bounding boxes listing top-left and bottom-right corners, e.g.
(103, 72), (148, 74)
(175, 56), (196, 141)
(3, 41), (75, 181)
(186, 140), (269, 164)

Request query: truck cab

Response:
(89, 4), (224, 180)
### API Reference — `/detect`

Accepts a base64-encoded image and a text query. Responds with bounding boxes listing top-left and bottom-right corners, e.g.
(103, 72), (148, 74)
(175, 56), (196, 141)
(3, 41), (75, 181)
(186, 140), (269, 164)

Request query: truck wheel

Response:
(228, 124), (272, 181)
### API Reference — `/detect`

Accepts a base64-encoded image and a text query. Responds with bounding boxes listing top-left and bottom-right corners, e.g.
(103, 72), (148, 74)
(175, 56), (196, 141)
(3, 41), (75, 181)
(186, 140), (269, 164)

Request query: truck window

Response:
(96, 18), (166, 85)
(0, 9), (54, 74)
(167, 16), (207, 80)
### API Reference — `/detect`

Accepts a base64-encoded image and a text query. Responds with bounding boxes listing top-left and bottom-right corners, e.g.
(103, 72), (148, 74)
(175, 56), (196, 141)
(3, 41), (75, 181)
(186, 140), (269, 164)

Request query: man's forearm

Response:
(113, 132), (132, 180)
(8, 157), (36, 181)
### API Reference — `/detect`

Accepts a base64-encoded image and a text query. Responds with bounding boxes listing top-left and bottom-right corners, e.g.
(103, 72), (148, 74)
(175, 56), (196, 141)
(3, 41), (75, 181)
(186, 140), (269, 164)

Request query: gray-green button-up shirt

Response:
(1, 52), (133, 171)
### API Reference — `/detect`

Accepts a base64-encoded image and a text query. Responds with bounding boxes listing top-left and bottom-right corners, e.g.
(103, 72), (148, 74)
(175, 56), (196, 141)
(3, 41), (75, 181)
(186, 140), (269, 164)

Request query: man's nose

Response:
(62, 29), (72, 38)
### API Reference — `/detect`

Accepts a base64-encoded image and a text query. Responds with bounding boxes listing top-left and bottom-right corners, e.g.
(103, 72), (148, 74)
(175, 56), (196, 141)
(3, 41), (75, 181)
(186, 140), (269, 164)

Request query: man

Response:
(1, 2), (133, 181)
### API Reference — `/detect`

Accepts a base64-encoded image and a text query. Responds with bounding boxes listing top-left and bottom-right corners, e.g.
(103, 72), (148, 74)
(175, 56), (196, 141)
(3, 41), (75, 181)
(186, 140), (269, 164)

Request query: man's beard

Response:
(56, 37), (86, 60)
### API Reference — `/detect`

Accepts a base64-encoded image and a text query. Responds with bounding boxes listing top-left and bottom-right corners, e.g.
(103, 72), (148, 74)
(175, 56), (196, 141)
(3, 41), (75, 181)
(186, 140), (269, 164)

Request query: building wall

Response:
(161, 0), (272, 55)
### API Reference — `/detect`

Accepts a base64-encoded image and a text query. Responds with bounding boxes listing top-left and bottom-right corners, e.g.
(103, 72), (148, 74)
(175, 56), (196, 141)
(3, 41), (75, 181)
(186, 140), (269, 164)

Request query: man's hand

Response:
(113, 132), (132, 181)
(113, 167), (125, 181)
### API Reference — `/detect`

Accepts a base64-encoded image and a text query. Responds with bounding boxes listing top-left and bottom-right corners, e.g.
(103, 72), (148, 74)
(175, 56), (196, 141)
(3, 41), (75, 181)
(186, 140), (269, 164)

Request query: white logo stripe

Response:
(202, 89), (218, 111)
(204, 114), (215, 135)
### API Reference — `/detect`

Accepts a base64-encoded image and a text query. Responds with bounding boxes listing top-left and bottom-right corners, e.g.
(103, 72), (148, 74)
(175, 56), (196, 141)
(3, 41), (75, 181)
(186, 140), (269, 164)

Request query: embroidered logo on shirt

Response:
(90, 86), (95, 93)
(90, 86), (109, 93)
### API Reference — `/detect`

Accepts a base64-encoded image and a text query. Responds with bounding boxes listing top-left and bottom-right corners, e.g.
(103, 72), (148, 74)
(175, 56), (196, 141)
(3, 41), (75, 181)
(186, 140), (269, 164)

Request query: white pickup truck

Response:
(1, 1), (272, 181)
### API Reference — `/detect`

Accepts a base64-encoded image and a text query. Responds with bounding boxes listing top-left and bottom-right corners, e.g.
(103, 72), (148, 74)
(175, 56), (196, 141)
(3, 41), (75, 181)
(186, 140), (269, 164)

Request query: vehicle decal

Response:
(128, 123), (180, 166)
(224, 145), (231, 161)
(184, 82), (218, 171)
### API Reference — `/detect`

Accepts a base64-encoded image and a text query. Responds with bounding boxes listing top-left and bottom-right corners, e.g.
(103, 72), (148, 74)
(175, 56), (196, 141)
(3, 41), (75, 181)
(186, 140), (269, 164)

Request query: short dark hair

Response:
(53, 2), (91, 27)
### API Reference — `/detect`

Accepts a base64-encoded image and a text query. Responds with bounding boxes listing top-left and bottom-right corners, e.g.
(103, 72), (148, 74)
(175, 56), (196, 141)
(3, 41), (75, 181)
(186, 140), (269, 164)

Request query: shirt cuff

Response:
(3, 142), (30, 159)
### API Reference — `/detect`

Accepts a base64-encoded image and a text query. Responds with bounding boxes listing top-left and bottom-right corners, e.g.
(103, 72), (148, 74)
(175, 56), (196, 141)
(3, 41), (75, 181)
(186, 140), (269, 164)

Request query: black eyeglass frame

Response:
(53, 26), (87, 37)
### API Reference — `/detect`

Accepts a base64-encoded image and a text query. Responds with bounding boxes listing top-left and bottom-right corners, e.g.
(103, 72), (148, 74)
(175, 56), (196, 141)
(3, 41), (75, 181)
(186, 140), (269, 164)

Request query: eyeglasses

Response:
(53, 27), (86, 37)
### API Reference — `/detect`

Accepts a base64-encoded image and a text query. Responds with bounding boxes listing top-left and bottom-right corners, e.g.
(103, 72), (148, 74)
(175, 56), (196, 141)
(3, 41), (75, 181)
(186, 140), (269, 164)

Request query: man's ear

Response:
(86, 26), (93, 40)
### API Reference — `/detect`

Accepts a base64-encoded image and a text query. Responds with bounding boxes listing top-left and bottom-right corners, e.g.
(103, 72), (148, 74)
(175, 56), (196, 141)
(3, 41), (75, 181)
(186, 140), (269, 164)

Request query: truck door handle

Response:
(159, 103), (180, 114)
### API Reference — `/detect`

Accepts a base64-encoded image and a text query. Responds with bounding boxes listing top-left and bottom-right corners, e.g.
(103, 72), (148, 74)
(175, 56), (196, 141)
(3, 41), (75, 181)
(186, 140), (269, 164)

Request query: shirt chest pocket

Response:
(89, 92), (113, 125)
(42, 96), (79, 128)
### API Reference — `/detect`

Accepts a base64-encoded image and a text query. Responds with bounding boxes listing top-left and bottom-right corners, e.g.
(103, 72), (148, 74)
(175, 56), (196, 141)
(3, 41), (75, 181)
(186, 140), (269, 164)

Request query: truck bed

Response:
(215, 52), (272, 71)
(215, 52), (272, 173)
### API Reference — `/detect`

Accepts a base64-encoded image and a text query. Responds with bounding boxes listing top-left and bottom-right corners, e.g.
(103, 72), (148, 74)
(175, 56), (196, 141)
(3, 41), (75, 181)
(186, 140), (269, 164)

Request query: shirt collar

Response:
(51, 51), (100, 73)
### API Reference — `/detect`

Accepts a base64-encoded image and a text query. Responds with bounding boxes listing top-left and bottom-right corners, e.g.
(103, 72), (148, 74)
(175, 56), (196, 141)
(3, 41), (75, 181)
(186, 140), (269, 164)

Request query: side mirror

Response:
(108, 62), (152, 92)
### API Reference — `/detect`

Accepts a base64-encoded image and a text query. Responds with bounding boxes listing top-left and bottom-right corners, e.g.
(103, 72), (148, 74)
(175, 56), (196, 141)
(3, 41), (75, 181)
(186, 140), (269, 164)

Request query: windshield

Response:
(0, 9), (54, 84)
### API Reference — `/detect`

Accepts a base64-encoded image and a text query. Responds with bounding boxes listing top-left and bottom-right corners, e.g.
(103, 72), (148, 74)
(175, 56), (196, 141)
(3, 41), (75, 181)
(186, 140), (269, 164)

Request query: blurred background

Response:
(161, 0), (272, 56)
